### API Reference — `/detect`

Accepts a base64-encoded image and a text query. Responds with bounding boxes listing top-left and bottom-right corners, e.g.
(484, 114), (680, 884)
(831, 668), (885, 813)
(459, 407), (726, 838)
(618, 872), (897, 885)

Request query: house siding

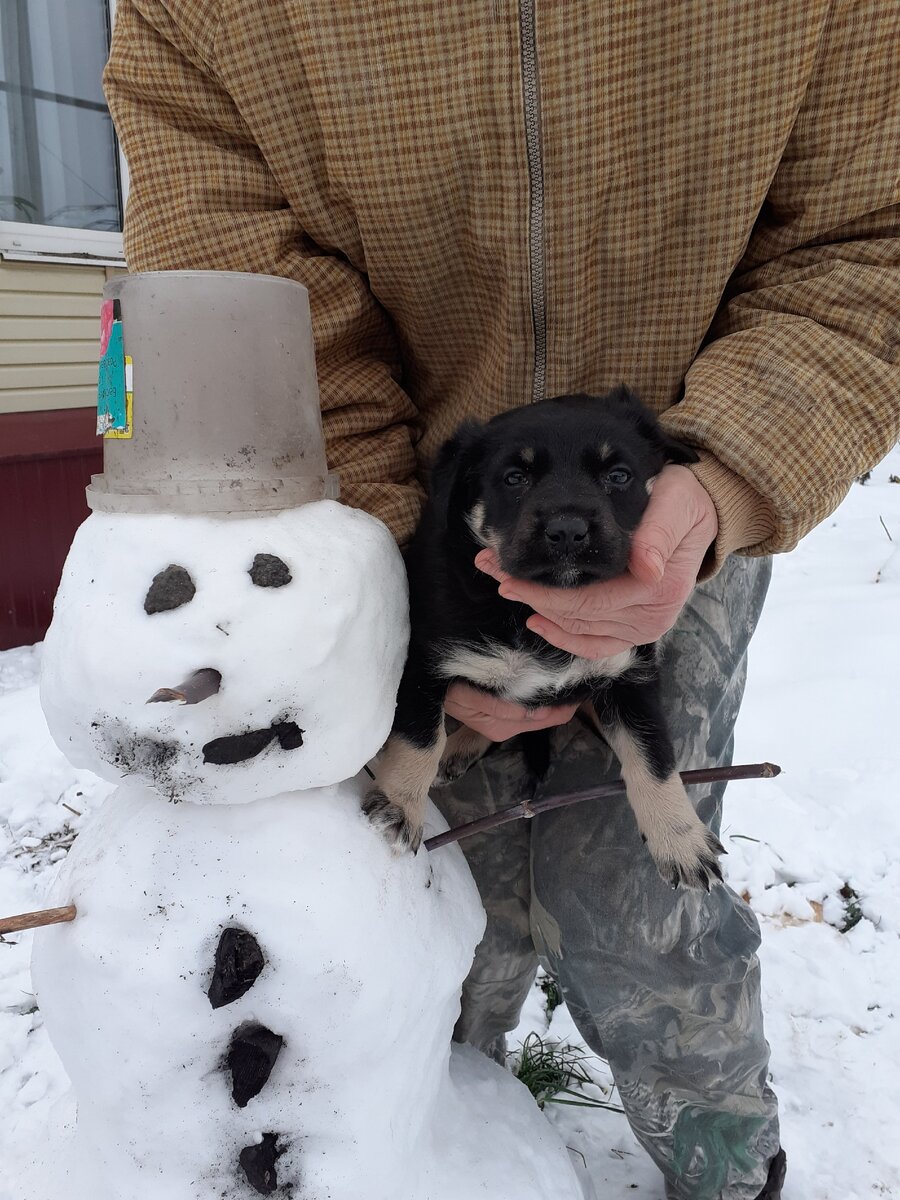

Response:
(0, 259), (114, 414)
(0, 258), (116, 648)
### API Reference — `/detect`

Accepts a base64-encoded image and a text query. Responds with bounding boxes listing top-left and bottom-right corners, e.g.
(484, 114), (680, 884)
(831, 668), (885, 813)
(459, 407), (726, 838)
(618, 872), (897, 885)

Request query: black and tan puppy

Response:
(363, 388), (724, 890)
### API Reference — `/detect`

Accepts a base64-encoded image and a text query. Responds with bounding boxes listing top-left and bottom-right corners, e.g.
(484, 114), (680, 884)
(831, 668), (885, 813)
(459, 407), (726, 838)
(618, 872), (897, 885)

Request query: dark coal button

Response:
(208, 928), (264, 1009)
(228, 1023), (284, 1107)
(239, 1133), (281, 1195)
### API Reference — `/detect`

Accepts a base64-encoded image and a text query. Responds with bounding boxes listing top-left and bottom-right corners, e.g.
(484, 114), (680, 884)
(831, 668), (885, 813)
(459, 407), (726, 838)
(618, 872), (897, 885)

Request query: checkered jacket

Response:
(105, 0), (900, 569)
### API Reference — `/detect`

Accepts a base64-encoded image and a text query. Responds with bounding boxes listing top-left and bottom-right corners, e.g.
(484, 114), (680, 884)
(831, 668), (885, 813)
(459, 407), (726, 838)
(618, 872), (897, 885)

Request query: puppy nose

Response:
(544, 515), (589, 550)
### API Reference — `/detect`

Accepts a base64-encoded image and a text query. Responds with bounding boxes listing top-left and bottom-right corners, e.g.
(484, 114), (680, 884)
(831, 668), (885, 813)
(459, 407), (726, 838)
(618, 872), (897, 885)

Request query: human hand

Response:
(475, 464), (718, 660)
(444, 681), (579, 743)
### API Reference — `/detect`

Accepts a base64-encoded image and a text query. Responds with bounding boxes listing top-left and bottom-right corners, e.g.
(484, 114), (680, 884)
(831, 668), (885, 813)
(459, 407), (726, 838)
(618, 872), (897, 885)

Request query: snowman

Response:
(29, 272), (590, 1200)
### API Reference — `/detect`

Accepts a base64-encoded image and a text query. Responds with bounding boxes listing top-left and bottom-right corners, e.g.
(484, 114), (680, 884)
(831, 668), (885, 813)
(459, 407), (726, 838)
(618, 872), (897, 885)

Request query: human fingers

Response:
(502, 571), (646, 625)
(523, 615), (635, 661)
(524, 607), (649, 642)
(444, 682), (577, 740)
(444, 682), (532, 722)
(474, 549), (642, 615)
(473, 548), (503, 580)
(444, 681), (577, 727)
(466, 705), (578, 741)
(628, 465), (717, 586)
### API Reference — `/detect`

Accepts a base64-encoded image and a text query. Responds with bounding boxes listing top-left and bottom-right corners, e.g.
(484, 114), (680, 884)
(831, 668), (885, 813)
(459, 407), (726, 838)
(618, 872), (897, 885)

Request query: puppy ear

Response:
(653, 428), (700, 465)
(428, 421), (487, 531)
(604, 383), (640, 407)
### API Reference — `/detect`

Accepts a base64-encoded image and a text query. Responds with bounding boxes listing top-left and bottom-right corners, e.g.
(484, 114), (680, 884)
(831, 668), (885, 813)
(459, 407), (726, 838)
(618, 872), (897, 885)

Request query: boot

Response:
(754, 1149), (787, 1199)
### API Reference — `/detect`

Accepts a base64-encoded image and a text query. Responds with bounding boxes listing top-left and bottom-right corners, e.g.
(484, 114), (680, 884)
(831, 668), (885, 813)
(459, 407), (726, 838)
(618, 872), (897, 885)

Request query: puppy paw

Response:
(362, 789), (424, 855)
(434, 727), (492, 786)
(646, 822), (725, 892)
(434, 753), (475, 786)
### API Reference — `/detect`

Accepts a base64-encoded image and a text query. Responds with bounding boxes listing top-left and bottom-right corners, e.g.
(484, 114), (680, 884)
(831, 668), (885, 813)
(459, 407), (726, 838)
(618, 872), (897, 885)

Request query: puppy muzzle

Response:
(504, 510), (631, 587)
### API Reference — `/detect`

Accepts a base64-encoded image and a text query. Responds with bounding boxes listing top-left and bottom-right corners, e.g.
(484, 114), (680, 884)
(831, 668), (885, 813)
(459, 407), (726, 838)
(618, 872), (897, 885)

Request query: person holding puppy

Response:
(104, 3), (899, 1198)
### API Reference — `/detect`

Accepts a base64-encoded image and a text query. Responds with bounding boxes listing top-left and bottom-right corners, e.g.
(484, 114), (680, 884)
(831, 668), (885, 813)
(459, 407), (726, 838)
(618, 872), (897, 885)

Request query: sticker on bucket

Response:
(97, 299), (133, 438)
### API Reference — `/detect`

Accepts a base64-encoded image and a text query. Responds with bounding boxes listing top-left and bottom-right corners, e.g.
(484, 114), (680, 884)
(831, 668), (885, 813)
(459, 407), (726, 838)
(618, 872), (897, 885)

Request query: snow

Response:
(2, 448), (900, 1199)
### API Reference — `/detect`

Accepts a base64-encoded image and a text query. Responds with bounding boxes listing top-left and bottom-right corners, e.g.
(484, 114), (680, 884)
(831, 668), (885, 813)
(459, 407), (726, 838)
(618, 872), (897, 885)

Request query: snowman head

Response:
(40, 502), (408, 803)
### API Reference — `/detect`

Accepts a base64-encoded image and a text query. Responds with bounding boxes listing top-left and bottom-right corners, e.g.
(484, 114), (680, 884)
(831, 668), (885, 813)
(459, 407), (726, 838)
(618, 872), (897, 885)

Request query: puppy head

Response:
(431, 388), (697, 587)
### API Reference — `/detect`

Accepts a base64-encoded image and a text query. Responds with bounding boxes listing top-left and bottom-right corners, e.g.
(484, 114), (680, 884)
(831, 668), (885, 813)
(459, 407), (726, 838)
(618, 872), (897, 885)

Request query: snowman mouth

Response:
(202, 720), (304, 765)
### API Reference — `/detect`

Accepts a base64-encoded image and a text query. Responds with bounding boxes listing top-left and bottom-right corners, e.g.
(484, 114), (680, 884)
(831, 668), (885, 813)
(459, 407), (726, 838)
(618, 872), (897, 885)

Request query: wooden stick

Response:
(0, 767), (780, 928)
(0, 904), (77, 935)
(425, 761), (781, 852)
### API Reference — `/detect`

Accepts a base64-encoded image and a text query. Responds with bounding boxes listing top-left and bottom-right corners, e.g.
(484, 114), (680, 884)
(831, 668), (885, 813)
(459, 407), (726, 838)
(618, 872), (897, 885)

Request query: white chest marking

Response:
(436, 642), (637, 704)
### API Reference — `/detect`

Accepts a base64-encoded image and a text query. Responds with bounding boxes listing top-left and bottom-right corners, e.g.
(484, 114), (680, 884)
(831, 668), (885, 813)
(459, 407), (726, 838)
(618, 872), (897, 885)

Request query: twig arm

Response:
(0, 770), (781, 921)
(0, 904), (77, 935)
(425, 762), (780, 852)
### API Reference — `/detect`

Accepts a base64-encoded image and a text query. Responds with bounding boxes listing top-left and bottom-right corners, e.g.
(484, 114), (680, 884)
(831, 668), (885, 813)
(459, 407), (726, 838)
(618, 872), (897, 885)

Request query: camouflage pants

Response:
(431, 554), (779, 1200)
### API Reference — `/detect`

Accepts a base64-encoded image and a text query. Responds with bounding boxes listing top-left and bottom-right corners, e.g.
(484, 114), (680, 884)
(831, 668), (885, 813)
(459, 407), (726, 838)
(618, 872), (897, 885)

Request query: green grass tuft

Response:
(513, 1033), (623, 1113)
(538, 973), (563, 1018)
(839, 884), (863, 933)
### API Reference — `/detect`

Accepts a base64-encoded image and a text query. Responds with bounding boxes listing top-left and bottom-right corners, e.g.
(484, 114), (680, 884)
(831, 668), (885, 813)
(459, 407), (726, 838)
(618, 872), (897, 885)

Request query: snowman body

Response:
(32, 501), (587, 1200)
(33, 780), (584, 1200)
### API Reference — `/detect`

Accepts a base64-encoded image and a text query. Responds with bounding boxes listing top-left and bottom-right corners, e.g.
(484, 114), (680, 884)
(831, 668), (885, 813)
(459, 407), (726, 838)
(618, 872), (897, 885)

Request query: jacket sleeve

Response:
(659, 1), (900, 575)
(103, 0), (425, 544)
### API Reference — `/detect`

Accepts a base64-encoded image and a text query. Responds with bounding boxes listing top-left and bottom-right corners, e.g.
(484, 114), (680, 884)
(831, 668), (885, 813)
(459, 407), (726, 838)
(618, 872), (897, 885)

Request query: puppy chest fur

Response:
(434, 641), (638, 704)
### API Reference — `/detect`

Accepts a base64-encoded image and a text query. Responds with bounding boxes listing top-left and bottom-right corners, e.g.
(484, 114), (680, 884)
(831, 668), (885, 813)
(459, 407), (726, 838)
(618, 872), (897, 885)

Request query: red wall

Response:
(0, 408), (101, 650)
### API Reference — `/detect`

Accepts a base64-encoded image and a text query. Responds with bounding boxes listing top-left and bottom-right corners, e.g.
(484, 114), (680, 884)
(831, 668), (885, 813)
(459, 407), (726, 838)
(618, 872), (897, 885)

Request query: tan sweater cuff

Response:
(688, 451), (777, 580)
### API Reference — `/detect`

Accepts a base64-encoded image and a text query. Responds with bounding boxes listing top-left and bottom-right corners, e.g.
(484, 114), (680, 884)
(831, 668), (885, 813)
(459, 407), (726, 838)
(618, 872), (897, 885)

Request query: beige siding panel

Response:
(0, 261), (107, 295)
(4, 386), (97, 413)
(0, 363), (98, 390)
(0, 317), (101, 341)
(1, 341), (101, 365)
(0, 260), (105, 415)
(2, 291), (104, 319)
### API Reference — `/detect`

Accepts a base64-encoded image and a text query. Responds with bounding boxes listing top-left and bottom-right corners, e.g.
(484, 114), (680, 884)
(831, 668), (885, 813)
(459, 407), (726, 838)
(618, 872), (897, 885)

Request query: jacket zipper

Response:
(518, 0), (546, 404)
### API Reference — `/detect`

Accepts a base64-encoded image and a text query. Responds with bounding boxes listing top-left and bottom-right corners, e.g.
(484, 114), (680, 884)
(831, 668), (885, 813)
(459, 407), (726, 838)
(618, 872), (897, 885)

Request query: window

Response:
(0, 0), (126, 265)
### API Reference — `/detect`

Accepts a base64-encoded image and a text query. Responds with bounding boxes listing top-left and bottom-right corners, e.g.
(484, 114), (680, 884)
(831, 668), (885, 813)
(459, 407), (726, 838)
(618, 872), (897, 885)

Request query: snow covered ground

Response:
(2, 446), (899, 1200)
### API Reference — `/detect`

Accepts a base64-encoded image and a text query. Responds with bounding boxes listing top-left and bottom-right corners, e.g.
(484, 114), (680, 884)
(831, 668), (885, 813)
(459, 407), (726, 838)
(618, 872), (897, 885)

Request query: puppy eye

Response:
(607, 466), (633, 487)
(504, 469), (528, 487)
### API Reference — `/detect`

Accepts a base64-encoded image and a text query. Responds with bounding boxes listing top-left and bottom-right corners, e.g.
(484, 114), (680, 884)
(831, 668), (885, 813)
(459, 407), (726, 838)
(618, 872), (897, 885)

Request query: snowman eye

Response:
(249, 554), (292, 588)
(144, 564), (196, 614)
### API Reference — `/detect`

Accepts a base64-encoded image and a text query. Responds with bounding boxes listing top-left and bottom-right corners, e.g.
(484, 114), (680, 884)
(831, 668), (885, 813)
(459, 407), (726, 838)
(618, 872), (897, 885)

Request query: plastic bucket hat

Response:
(87, 270), (338, 515)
